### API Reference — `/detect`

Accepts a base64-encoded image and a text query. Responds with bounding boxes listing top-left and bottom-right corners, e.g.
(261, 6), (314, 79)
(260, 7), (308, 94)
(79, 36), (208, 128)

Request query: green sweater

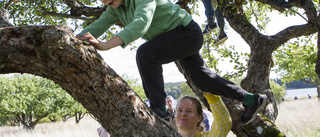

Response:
(78, 0), (193, 48)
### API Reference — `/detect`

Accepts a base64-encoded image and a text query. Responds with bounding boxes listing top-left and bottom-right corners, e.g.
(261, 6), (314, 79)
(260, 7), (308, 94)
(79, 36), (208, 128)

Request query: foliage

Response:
(269, 80), (286, 103)
(0, 116), (7, 126)
(244, 1), (271, 32)
(164, 82), (182, 99)
(179, 82), (196, 98)
(0, 74), (67, 129)
(1, 1), (68, 26)
(273, 35), (320, 88)
(0, 74), (88, 129)
(202, 33), (250, 80)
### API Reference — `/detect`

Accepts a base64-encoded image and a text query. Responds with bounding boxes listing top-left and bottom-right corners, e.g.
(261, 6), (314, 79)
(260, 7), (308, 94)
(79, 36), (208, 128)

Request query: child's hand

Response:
(75, 35), (81, 39)
(80, 32), (100, 46)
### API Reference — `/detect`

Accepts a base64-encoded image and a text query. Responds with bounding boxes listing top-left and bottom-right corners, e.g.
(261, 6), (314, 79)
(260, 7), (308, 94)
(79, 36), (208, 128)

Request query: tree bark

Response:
(0, 25), (180, 137)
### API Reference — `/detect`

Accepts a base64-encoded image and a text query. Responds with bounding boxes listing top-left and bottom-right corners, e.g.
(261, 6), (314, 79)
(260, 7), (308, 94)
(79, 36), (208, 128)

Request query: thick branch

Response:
(272, 23), (317, 49)
(0, 25), (179, 137)
(62, 0), (106, 17)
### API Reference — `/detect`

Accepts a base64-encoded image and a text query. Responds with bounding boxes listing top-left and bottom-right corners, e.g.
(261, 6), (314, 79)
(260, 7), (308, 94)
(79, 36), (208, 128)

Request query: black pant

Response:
(136, 20), (247, 108)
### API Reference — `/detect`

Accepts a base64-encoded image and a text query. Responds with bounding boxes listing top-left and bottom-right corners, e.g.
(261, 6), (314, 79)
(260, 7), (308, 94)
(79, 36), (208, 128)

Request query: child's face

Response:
(100, 0), (124, 8)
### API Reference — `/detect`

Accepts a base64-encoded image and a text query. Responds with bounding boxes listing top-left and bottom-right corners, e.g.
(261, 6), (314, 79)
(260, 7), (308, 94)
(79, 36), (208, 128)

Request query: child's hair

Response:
(176, 96), (204, 131)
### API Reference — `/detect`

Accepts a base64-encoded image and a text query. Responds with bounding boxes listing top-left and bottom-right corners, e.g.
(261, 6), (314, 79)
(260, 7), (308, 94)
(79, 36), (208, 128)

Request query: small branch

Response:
(250, 2), (263, 30)
(43, 11), (97, 22)
(288, 8), (308, 22)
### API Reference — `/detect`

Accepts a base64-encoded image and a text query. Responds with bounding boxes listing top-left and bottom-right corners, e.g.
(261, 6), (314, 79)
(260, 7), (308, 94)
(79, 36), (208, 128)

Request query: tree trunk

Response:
(75, 112), (86, 124)
(62, 113), (73, 122)
(219, 0), (317, 136)
(317, 85), (320, 100)
(0, 25), (180, 137)
(316, 30), (320, 99)
(175, 59), (283, 137)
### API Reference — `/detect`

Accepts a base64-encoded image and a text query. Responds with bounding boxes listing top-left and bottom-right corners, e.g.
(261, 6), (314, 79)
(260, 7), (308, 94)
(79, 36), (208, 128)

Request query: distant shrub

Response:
(270, 80), (286, 103)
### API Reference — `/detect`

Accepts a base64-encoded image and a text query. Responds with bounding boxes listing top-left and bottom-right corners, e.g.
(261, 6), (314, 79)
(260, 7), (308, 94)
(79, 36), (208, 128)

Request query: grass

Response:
(1, 98), (319, 137)
(0, 116), (101, 137)
(275, 97), (320, 137)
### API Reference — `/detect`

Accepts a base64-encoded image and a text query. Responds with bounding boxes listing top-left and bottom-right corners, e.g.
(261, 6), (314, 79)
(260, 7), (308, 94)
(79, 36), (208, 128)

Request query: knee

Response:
(136, 45), (154, 64)
(136, 45), (147, 61)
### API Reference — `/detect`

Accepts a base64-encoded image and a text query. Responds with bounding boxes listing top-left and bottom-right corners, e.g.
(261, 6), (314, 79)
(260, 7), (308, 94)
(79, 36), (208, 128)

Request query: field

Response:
(1, 98), (319, 137)
(0, 116), (101, 137)
(275, 97), (320, 137)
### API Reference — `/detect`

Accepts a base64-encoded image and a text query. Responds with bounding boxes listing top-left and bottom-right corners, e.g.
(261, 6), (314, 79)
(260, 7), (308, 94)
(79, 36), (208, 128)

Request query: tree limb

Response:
(0, 25), (180, 137)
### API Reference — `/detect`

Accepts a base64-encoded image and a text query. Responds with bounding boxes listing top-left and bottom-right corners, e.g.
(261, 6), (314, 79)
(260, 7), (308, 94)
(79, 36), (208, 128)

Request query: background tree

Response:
(1, 0), (319, 136)
(0, 74), (70, 130)
(273, 79), (316, 89)
(165, 82), (183, 98)
(273, 36), (320, 99)
(269, 80), (287, 103)
(179, 82), (195, 97)
(59, 94), (89, 123)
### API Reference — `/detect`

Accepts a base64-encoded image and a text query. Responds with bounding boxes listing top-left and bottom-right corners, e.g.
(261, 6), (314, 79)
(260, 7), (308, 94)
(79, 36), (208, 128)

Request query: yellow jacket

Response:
(196, 94), (232, 137)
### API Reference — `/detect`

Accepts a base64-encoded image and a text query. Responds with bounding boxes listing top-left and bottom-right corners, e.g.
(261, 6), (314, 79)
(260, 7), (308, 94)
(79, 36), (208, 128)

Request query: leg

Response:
(178, 52), (267, 125)
(202, 0), (215, 23)
(212, 7), (228, 46)
(177, 53), (247, 101)
(215, 7), (225, 34)
(136, 20), (203, 109)
(202, 0), (217, 35)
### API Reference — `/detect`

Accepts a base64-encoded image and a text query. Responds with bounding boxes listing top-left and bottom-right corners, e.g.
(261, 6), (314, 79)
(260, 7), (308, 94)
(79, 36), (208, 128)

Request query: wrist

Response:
(96, 41), (108, 50)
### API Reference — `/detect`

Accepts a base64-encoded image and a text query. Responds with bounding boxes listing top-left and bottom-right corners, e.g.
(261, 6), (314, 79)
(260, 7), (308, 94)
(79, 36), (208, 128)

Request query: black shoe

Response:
(151, 107), (171, 121)
(203, 23), (217, 35)
(241, 94), (267, 125)
(212, 33), (228, 46)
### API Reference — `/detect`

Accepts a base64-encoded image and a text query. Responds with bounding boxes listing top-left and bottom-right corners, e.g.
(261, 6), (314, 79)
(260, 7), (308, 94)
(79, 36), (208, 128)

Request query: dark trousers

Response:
(136, 20), (247, 108)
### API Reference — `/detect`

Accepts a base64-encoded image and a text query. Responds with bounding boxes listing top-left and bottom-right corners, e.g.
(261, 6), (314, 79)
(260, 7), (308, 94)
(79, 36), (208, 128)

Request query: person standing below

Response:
(175, 93), (232, 137)
(77, 0), (267, 125)
(166, 96), (175, 117)
(202, 0), (228, 46)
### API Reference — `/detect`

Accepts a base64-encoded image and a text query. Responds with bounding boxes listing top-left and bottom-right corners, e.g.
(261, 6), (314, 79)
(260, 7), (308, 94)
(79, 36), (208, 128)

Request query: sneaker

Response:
(241, 94), (267, 125)
(151, 107), (171, 121)
(203, 23), (217, 35)
(212, 33), (228, 46)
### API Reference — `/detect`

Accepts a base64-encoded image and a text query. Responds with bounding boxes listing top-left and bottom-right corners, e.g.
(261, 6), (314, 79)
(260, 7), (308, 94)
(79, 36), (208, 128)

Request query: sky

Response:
(97, 4), (307, 84)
